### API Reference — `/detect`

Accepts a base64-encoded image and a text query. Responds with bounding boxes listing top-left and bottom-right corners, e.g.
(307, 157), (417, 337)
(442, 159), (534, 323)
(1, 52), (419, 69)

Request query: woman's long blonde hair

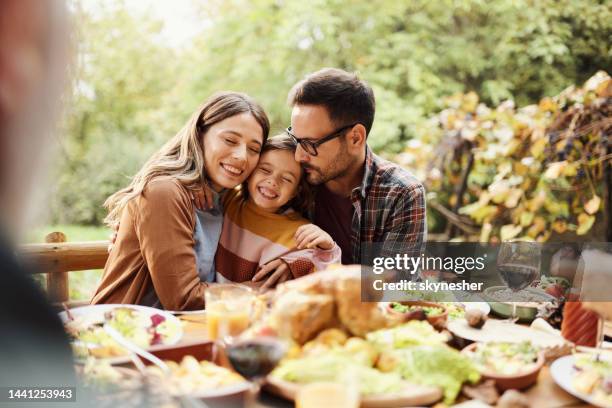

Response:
(103, 91), (270, 227)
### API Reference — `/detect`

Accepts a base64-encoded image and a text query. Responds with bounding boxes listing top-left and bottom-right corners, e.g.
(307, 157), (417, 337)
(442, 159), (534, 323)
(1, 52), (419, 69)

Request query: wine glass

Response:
(226, 337), (287, 407)
(497, 241), (541, 321)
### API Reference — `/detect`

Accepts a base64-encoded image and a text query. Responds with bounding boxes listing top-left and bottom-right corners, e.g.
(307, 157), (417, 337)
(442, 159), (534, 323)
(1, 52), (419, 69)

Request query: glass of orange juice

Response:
(205, 284), (255, 342)
(295, 382), (359, 408)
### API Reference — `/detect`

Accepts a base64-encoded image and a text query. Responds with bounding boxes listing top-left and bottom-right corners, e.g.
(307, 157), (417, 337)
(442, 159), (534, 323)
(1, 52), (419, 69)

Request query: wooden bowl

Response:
(387, 301), (448, 330)
(461, 342), (545, 391)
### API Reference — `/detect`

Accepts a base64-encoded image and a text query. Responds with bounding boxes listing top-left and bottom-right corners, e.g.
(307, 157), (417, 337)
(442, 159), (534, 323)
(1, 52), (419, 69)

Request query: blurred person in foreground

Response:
(0, 0), (76, 395)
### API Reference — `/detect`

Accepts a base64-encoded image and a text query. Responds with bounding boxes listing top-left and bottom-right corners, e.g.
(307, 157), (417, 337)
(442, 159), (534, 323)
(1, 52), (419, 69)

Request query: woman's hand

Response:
(190, 184), (215, 211)
(252, 259), (291, 290)
(294, 224), (334, 250)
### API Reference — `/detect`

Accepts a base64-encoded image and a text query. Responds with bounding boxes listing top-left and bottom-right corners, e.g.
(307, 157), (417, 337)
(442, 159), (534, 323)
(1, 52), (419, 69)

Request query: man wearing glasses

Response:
(257, 68), (426, 285)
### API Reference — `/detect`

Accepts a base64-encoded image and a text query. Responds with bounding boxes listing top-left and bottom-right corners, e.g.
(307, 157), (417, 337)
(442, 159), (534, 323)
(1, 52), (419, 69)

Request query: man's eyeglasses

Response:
(285, 123), (358, 156)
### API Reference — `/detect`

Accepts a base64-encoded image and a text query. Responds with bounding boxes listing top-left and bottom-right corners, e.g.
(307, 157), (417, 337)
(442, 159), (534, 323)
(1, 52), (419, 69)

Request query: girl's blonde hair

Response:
(241, 134), (314, 217)
(104, 91), (270, 227)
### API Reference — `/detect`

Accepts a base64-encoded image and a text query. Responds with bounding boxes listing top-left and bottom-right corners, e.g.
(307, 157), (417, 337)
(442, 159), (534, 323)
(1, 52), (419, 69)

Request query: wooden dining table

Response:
(172, 313), (600, 408)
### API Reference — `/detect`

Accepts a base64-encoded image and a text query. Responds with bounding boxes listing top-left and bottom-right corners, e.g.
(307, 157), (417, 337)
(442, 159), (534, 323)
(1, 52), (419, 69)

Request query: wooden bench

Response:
(18, 232), (109, 305)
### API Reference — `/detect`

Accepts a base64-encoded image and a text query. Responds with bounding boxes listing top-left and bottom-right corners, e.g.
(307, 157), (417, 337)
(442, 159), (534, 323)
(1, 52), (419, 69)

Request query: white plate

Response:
(166, 309), (206, 316)
(60, 304), (183, 364)
(551, 354), (612, 408)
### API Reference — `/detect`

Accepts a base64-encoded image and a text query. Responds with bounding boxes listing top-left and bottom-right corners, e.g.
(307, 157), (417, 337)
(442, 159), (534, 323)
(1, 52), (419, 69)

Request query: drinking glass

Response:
(205, 284), (255, 343)
(497, 241), (541, 321)
(226, 337), (286, 407)
(295, 382), (359, 408)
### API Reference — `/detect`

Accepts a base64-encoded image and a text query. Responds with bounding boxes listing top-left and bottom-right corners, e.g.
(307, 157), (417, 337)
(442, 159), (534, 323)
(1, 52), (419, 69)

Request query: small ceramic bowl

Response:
(461, 342), (545, 391)
(387, 301), (449, 330)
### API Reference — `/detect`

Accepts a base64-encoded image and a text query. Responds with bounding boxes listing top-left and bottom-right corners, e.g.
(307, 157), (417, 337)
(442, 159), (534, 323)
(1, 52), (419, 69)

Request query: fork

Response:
(103, 324), (208, 408)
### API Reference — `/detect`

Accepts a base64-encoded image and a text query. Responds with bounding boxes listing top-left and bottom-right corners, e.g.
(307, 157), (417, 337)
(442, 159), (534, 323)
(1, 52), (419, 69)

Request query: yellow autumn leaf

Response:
(552, 220), (568, 234)
(500, 224), (522, 241)
(504, 189), (523, 208)
(544, 200), (570, 217)
(539, 97), (557, 112)
(514, 162), (529, 176)
(527, 216), (546, 238)
(469, 205), (498, 223)
(504, 139), (522, 156)
(584, 195), (601, 215)
(544, 161), (567, 179)
(520, 212), (534, 227)
(530, 137), (547, 158)
(595, 78), (611, 98)
(497, 162), (513, 177)
(480, 223), (493, 242)
(530, 126), (545, 142)
(527, 190), (547, 212)
(477, 192), (491, 206)
(489, 180), (511, 203)
(576, 213), (596, 235)
(562, 163), (578, 177)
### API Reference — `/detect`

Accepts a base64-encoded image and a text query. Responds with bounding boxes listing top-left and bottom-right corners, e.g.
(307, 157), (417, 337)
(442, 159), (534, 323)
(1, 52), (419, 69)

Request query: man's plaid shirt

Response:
(341, 146), (427, 264)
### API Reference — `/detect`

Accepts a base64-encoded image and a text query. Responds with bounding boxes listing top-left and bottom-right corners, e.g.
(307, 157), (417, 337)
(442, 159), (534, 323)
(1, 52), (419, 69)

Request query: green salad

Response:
(68, 307), (180, 359)
(465, 342), (539, 375)
(389, 345), (480, 404)
(366, 320), (448, 350)
(271, 350), (404, 395)
(390, 303), (443, 316)
(573, 354), (612, 406)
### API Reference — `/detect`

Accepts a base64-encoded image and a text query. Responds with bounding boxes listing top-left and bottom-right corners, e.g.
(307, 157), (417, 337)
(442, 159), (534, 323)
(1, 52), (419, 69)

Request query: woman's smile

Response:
(220, 162), (244, 178)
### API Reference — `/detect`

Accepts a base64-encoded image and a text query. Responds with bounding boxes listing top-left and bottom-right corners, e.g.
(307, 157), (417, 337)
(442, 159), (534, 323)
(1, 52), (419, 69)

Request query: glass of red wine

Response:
(226, 337), (287, 404)
(497, 241), (541, 321)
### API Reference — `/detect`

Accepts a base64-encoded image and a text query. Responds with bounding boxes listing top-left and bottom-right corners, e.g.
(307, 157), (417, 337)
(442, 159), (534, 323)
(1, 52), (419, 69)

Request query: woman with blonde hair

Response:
(91, 92), (270, 310)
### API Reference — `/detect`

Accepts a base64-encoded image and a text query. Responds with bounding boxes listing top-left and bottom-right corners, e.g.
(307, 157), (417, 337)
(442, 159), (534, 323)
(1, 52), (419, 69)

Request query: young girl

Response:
(213, 135), (341, 286)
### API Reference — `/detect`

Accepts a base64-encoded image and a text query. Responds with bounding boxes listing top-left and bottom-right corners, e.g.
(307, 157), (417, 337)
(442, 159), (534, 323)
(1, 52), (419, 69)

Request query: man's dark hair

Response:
(288, 68), (376, 136)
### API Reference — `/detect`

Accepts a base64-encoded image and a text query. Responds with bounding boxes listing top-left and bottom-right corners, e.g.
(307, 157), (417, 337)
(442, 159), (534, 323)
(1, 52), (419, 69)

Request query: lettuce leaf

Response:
(389, 345), (480, 404)
(271, 351), (404, 395)
(366, 320), (448, 350)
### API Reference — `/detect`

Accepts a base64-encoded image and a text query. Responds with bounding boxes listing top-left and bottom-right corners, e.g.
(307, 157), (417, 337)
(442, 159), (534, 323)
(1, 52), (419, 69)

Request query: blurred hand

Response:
(252, 258), (291, 290)
(294, 224), (334, 250)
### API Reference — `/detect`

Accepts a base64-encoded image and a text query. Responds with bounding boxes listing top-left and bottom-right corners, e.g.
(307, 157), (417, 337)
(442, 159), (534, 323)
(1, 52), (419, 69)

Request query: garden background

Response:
(31, 0), (611, 299)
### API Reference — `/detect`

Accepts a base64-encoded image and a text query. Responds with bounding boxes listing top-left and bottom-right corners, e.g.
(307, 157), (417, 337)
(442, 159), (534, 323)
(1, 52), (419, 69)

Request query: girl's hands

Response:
(251, 259), (291, 290)
(294, 224), (335, 250)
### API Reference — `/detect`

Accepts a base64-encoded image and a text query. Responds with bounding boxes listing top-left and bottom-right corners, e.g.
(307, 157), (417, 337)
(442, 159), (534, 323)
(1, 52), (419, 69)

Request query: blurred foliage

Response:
(50, 0), (611, 225)
(395, 72), (611, 241)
